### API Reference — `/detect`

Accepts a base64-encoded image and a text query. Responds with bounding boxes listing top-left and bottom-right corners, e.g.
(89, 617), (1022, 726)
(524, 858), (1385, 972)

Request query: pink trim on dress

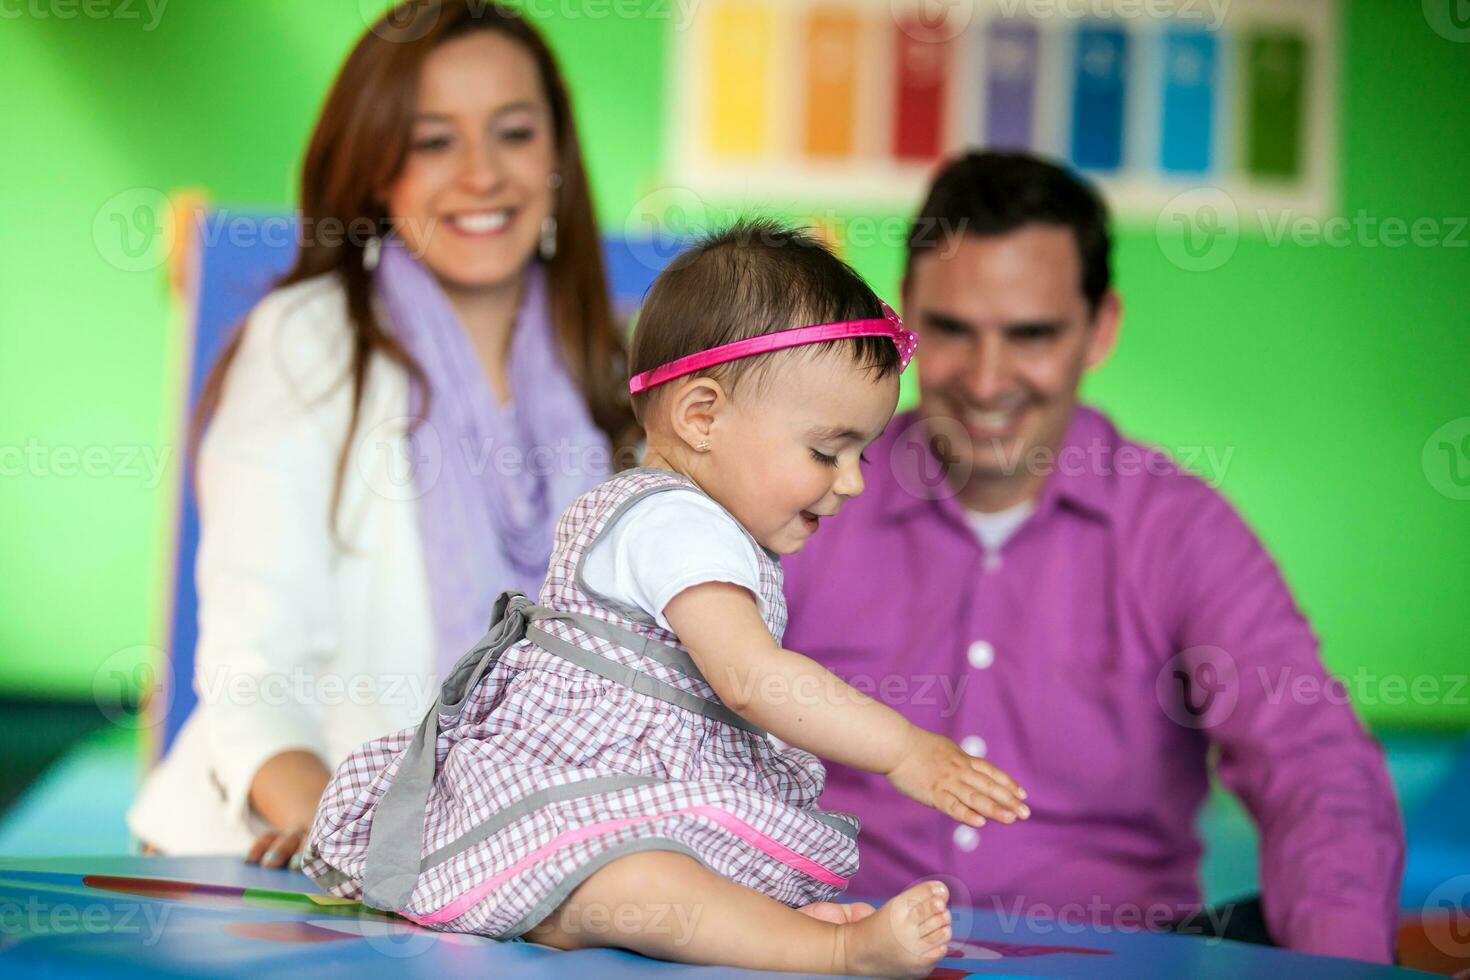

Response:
(406, 804), (850, 926)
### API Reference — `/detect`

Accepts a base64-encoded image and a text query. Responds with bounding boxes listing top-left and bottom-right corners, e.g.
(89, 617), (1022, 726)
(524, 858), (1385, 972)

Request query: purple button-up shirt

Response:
(783, 406), (1404, 963)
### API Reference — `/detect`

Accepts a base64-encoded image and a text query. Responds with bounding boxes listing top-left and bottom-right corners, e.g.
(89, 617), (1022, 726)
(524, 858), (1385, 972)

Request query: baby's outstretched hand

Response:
(885, 726), (1030, 827)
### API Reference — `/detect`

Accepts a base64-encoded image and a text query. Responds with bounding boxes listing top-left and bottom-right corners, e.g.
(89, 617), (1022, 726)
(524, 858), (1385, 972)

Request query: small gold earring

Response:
(695, 439), (711, 452)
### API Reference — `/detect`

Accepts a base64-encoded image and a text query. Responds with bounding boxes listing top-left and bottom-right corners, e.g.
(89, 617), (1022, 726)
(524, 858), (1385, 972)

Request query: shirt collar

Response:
(879, 405), (1118, 527)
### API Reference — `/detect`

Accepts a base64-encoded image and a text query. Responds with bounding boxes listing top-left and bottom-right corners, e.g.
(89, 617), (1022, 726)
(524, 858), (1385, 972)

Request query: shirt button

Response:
(961, 735), (988, 757)
(967, 641), (995, 669)
(953, 825), (980, 852)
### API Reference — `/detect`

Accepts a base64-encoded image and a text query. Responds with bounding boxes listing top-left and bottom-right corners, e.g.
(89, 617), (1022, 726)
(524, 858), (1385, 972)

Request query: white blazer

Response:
(129, 272), (440, 854)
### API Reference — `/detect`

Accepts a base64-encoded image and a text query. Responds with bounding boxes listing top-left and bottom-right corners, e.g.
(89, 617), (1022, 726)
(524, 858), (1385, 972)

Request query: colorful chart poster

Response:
(705, 1), (774, 158)
(1160, 27), (1219, 174)
(1069, 24), (1129, 172)
(803, 6), (863, 159)
(984, 21), (1040, 152)
(671, 0), (1336, 219)
(1243, 29), (1307, 179)
(891, 13), (952, 161)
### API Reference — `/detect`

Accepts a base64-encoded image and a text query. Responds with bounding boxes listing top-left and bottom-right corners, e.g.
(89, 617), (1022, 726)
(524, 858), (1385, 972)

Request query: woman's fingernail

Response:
(289, 854), (303, 871)
(262, 851), (279, 865)
(1020, 805), (1032, 818)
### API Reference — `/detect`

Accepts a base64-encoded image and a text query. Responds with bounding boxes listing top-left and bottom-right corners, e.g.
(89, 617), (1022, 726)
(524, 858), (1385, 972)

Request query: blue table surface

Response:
(0, 856), (1436, 979)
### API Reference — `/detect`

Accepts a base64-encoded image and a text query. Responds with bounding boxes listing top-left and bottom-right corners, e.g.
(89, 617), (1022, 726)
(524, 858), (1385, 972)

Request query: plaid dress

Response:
(302, 468), (860, 939)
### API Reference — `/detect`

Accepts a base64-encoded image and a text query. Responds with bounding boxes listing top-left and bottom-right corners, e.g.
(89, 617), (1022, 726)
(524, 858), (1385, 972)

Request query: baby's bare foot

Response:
(837, 880), (951, 978)
(798, 901), (879, 925)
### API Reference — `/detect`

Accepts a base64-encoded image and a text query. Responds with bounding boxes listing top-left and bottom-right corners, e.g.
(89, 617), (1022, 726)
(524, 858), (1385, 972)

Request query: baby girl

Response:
(303, 219), (1029, 978)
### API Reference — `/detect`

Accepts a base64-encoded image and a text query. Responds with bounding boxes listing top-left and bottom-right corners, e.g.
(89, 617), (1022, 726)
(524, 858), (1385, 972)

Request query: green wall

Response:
(2, 1), (1466, 727)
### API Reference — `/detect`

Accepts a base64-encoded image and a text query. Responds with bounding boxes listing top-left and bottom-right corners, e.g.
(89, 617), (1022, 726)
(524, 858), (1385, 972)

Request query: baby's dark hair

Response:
(629, 218), (901, 423)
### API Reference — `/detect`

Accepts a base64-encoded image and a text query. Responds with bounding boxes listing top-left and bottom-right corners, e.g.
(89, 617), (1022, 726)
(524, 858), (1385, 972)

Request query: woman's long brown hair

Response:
(192, 0), (639, 533)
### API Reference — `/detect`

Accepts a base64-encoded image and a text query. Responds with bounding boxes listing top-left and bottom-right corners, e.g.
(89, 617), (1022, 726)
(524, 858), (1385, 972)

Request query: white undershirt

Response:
(580, 490), (766, 632)
(965, 498), (1035, 570)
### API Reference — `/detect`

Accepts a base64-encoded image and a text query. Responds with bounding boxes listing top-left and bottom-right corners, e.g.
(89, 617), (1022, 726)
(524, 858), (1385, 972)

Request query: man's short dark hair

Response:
(907, 151), (1113, 313)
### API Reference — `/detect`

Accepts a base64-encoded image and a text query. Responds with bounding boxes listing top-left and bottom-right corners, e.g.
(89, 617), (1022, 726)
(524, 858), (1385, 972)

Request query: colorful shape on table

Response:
(220, 917), (500, 948)
(83, 874), (246, 906)
(223, 920), (356, 944)
(948, 938), (1113, 959)
(241, 888), (397, 919)
(307, 918), (497, 946)
(81, 873), (395, 921)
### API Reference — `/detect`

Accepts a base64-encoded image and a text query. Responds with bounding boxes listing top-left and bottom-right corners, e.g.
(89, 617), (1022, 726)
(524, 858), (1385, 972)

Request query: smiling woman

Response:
(126, 0), (638, 863)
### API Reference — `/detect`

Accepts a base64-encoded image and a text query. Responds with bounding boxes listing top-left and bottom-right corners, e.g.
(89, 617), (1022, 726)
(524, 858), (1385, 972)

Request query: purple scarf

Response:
(375, 238), (611, 678)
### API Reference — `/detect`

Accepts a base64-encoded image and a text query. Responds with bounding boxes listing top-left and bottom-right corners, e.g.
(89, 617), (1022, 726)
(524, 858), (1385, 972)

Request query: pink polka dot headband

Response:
(628, 301), (918, 395)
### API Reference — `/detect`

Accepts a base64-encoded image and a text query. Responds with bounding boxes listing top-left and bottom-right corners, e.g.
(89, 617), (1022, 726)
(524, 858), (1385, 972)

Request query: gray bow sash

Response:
(358, 591), (768, 912)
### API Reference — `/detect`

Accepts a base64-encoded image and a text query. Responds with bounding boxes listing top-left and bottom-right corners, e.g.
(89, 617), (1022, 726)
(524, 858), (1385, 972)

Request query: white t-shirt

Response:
(580, 489), (766, 633)
(966, 498), (1035, 569)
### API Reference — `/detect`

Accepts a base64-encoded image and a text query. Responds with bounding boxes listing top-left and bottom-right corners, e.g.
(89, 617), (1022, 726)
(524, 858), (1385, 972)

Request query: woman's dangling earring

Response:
(539, 172), (562, 261)
(363, 235), (383, 272)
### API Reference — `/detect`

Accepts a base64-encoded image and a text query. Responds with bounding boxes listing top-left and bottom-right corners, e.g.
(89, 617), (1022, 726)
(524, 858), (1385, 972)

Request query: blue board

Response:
(0, 857), (1434, 979)
(160, 218), (672, 753)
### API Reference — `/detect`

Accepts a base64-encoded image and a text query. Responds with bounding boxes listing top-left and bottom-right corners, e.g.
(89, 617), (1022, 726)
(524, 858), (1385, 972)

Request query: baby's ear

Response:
(668, 376), (726, 450)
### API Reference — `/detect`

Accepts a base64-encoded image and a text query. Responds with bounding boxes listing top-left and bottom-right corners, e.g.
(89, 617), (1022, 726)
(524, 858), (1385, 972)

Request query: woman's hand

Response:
(244, 750), (331, 870)
(885, 726), (1031, 827)
(245, 821), (310, 870)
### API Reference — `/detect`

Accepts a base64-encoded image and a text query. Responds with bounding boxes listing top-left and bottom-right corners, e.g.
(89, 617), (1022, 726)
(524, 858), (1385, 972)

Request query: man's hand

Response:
(885, 726), (1031, 827)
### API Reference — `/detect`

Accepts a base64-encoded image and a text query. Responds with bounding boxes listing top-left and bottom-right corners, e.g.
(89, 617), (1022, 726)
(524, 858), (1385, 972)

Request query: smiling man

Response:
(782, 152), (1405, 963)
